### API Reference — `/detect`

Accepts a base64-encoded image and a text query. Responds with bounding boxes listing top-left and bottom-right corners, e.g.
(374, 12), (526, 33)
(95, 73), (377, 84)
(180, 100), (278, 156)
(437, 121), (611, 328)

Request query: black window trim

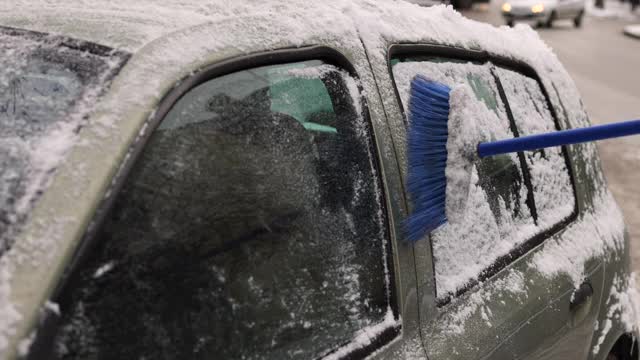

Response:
(387, 43), (579, 307)
(28, 45), (400, 360)
(489, 68), (539, 224)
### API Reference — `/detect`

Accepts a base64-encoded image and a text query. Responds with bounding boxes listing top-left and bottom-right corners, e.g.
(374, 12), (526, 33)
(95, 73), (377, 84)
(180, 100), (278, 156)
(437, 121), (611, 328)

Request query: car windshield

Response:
(0, 28), (127, 255)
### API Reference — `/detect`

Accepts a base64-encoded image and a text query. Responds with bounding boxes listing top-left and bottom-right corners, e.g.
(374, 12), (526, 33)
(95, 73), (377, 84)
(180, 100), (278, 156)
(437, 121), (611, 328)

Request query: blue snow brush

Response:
(405, 77), (451, 242)
(405, 75), (640, 243)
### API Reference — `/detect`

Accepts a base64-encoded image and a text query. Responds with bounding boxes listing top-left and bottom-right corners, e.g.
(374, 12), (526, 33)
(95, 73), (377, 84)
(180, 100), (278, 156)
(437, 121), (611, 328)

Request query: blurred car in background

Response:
(502, 0), (585, 27)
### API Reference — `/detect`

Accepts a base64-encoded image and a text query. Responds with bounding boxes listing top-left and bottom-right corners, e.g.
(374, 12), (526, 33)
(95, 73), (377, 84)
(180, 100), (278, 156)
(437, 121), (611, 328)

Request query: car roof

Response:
(0, 0), (581, 100)
(0, 0), (545, 55)
(0, 0), (390, 52)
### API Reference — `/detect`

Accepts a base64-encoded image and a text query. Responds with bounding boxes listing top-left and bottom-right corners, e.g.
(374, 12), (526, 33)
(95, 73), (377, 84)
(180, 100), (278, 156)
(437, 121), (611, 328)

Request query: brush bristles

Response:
(405, 76), (451, 243)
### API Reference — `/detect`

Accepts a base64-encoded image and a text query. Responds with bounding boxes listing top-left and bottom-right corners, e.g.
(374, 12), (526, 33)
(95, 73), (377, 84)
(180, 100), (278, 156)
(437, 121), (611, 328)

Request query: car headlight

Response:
(531, 4), (544, 13)
(502, 3), (512, 12)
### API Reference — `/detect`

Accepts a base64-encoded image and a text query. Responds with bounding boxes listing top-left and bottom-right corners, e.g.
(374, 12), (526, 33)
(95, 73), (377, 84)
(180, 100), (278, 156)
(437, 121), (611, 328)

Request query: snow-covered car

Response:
(501, 0), (586, 27)
(0, 1), (636, 360)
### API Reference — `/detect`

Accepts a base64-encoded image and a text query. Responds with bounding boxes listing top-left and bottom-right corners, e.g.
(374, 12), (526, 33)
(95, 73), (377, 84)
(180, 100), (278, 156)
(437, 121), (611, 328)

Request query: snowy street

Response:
(464, 3), (640, 273)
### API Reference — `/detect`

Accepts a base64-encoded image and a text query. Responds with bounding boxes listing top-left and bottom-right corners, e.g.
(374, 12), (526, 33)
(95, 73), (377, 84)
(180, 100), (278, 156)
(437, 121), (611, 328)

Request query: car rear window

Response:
(391, 56), (575, 301)
(51, 60), (396, 359)
(0, 28), (127, 256)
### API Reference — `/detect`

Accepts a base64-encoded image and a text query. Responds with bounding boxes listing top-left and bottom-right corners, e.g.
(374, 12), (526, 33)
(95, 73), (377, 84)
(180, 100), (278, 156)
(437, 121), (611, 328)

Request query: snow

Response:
(592, 273), (640, 355)
(323, 308), (397, 360)
(531, 191), (624, 284)
(442, 269), (527, 334)
(445, 84), (492, 223)
(495, 67), (575, 229)
(44, 301), (60, 316)
(16, 330), (34, 357)
(0, 266), (21, 352)
(92, 261), (114, 279)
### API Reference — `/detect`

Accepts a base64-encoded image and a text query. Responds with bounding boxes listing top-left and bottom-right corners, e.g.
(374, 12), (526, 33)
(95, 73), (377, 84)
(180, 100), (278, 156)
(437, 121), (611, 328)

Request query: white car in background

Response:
(502, 0), (586, 27)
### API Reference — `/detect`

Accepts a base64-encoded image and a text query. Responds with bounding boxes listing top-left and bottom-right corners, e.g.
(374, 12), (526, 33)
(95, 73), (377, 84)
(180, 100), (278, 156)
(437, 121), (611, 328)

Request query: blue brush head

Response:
(404, 76), (451, 243)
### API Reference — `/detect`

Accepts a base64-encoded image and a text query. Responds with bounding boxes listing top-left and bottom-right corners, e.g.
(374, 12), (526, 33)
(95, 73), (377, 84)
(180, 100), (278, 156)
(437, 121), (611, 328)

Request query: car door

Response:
(383, 45), (605, 360)
(25, 41), (428, 359)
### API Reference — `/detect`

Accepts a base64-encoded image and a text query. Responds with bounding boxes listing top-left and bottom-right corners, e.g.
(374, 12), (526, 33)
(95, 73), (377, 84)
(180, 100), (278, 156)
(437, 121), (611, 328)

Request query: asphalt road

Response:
(463, 4), (640, 269)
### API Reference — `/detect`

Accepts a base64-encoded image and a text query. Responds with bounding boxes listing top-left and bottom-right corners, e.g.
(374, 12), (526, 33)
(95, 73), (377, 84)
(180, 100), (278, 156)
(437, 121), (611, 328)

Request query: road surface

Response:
(463, 4), (640, 270)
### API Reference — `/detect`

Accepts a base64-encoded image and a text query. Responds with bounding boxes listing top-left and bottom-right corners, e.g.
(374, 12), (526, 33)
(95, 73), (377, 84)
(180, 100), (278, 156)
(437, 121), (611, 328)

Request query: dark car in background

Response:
(406, 0), (489, 10)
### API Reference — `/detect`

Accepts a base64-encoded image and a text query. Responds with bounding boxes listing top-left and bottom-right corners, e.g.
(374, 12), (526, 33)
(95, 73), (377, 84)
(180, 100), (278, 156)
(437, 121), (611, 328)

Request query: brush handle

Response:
(477, 119), (640, 158)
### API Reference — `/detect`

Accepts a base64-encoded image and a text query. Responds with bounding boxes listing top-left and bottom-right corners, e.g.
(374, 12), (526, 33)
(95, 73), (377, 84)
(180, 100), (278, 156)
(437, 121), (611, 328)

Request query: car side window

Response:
(51, 60), (395, 359)
(494, 67), (575, 229)
(392, 58), (536, 299)
(391, 56), (576, 302)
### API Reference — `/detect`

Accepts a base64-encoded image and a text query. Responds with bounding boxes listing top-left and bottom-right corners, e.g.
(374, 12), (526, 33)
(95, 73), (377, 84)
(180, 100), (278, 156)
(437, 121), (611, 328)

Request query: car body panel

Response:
(359, 35), (626, 360)
(398, 59), (598, 360)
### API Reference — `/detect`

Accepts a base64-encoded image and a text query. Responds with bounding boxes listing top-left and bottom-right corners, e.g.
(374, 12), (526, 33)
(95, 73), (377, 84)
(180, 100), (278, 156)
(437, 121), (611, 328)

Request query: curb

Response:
(624, 24), (640, 38)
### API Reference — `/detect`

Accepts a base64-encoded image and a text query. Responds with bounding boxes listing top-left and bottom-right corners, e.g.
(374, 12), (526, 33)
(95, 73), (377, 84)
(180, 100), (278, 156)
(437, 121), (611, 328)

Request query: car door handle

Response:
(570, 281), (594, 311)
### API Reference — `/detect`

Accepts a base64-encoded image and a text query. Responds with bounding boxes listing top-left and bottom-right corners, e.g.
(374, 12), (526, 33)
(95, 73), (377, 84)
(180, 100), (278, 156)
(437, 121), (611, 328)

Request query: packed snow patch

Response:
(16, 329), (35, 357)
(592, 273), (640, 355)
(0, 265), (21, 352)
(323, 308), (397, 360)
(445, 84), (487, 223)
(443, 269), (527, 334)
(531, 190), (625, 286)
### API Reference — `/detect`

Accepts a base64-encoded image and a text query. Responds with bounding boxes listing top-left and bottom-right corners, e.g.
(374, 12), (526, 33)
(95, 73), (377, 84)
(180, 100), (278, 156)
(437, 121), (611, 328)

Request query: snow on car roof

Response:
(0, 0), (545, 55)
(0, 1), (581, 130)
